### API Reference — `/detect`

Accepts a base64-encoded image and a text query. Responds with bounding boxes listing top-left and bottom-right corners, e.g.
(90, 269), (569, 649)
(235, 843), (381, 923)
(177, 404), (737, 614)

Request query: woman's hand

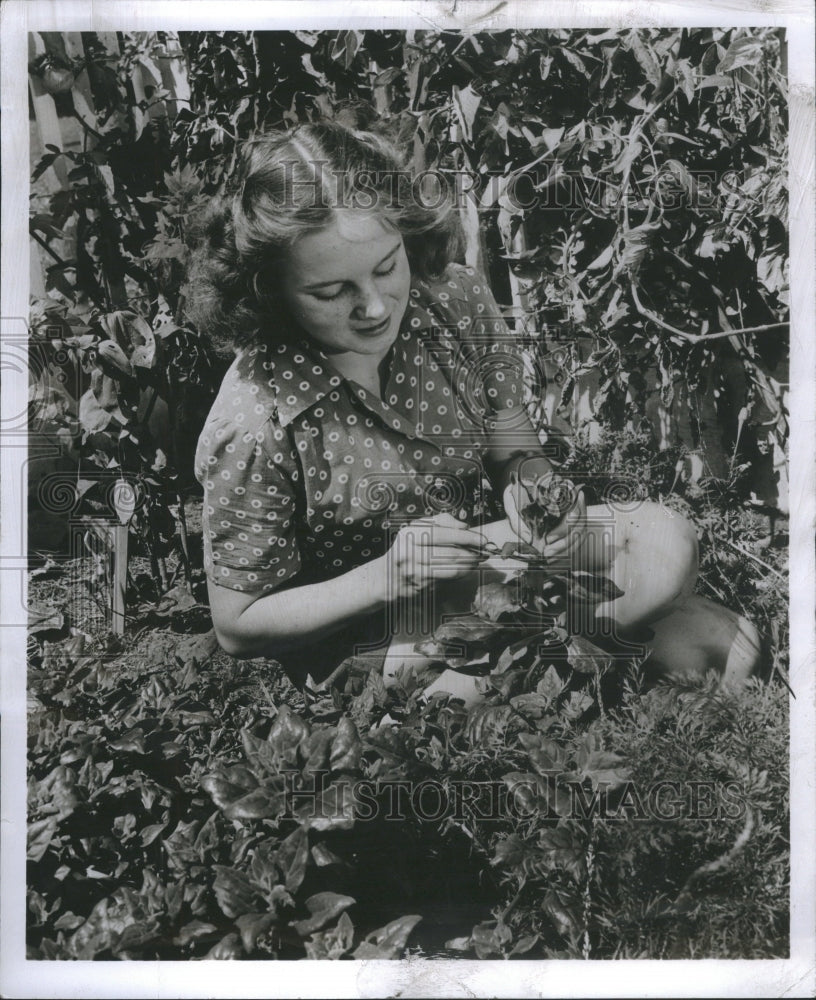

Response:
(503, 471), (586, 565)
(377, 512), (489, 599)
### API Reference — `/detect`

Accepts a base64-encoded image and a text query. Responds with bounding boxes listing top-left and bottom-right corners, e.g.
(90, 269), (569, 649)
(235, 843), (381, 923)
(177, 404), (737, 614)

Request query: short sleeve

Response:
(448, 264), (525, 415)
(194, 417), (302, 594)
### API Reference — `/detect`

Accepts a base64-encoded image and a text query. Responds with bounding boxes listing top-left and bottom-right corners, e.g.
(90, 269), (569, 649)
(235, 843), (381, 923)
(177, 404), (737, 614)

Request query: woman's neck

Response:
(327, 347), (392, 399)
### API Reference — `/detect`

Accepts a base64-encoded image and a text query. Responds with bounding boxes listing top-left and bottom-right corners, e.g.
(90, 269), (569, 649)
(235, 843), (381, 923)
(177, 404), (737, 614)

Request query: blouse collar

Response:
(241, 273), (448, 428)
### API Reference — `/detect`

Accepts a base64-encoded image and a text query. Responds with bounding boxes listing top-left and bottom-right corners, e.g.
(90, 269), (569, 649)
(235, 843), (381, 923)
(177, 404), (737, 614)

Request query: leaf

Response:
(374, 66), (402, 87)
(304, 911), (355, 960)
(203, 932), (243, 959)
(311, 843), (343, 867)
(53, 911), (85, 932)
(502, 771), (549, 815)
(298, 728), (333, 773)
(619, 220), (659, 273)
(495, 637), (531, 674)
(697, 74), (733, 90)
(471, 919), (512, 959)
(472, 581), (522, 621)
(235, 912), (276, 954)
(176, 920), (218, 947)
(557, 48), (588, 78)
(543, 889), (581, 938)
(28, 603), (65, 635)
(140, 821), (168, 847)
(757, 250), (788, 294)
(276, 825), (309, 893)
(580, 749), (632, 790)
(78, 387), (114, 436)
(96, 340), (134, 380)
(99, 310), (154, 358)
(249, 841), (281, 889)
(586, 243), (614, 272)
(113, 919), (162, 956)
(526, 736), (568, 778)
(697, 223), (732, 258)
(445, 935), (472, 952)
(30, 212), (65, 239)
(329, 716), (362, 773)
(717, 35), (765, 74)
(628, 31), (663, 87)
(110, 729), (146, 754)
(500, 539), (540, 560)
(27, 816), (59, 862)
(224, 785), (287, 822)
(508, 933), (540, 956)
(452, 84), (481, 143)
(438, 613), (508, 643)
(268, 705), (311, 758)
(566, 635), (611, 674)
(569, 571), (625, 604)
(676, 59), (696, 102)
(562, 691), (594, 720)
(154, 583), (199, 617)
(352, 914), (422, 959)
(304, 780), (356, 832)
(201, 765), (259, 810)
(241, 728), (278, 777)
(536, 664), (565, 702)
(538, 826), (585, 877)
(32, 153), (60, 183)
(212, 865), (263, 920)
(464, 702), (515, 744)
(66, 889), (154, 959)
(491, 833), (526, 868)
(509, 693), (551, 720)
(291, 892), (355, 937)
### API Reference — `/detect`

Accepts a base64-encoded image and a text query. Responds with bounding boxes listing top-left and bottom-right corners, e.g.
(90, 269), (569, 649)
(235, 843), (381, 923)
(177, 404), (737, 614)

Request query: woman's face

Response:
(280, 211), (411, 360)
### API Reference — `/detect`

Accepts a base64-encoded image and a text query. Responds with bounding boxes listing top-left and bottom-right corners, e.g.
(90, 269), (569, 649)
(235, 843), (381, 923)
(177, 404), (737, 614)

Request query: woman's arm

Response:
(481, 408), (587, 563)
(207, 557), (389, 659)
(208, 513), (488, 659)
(480, 408), (556, 494)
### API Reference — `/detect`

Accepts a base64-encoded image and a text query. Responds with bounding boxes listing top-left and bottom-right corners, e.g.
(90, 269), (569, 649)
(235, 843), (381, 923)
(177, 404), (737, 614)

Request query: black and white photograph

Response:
(2, 1), (814, 997)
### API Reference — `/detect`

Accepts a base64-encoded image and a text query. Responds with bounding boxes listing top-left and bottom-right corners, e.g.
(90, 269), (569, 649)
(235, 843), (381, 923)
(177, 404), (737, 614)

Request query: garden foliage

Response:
(30, 27), (789, 536)
(27, 569), (788, 959)
(26, 27), (790, 961)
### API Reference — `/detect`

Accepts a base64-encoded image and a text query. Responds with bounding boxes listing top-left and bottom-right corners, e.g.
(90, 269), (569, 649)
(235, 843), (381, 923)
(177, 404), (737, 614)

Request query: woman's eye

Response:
(311, 259), (398, 302)
(375, 260), (398, 278)
(312, 286), (345, 302)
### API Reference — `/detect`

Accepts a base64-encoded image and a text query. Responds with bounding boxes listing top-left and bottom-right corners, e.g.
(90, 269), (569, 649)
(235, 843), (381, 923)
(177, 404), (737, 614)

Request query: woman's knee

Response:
(721, 614), (766, 686)
(601, 503), (698, 628)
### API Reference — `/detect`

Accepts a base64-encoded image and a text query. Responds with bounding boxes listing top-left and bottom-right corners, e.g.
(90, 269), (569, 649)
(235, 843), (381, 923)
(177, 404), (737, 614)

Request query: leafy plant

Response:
(27, 27), (789, 964)
(170, 27), (788, 499)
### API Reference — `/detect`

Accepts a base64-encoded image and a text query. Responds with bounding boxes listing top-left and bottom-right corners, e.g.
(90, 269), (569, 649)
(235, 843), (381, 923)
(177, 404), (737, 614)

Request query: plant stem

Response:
(175, 491), (192, 592)
(70, 108), (106, 143)
(631, 283), (788, 343)
(30, 230), (66, 265)
(582, 817), (597, 960)
(719, 534), (786, 580)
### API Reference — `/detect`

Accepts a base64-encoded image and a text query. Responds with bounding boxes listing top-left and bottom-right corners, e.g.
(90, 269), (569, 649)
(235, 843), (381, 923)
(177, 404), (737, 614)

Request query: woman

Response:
(186, 117), (762, 701)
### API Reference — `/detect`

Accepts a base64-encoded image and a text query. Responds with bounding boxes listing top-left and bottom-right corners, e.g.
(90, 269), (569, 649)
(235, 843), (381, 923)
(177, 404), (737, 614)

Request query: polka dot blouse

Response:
(194, 263), (525, 595)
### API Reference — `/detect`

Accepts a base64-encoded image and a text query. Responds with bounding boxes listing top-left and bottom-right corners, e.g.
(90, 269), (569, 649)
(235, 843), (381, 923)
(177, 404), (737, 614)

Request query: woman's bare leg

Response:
(382, 505), (764, 705)
(578, 502), (698, 628)
(637, 594), (764, 685)
(578, 502), (763, 683)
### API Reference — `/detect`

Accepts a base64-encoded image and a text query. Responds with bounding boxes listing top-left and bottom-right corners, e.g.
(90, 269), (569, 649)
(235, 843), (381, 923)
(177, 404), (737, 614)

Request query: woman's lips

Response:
(354, 315), (391, 336)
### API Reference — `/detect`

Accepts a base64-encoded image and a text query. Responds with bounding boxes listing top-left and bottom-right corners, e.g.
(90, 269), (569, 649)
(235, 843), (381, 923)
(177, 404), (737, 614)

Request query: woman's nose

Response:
(353, 282), (386, 319)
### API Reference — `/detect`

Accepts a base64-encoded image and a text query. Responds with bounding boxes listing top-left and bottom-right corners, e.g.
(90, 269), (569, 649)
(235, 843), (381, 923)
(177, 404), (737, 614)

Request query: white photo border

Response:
(2, 2), (813, 997)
